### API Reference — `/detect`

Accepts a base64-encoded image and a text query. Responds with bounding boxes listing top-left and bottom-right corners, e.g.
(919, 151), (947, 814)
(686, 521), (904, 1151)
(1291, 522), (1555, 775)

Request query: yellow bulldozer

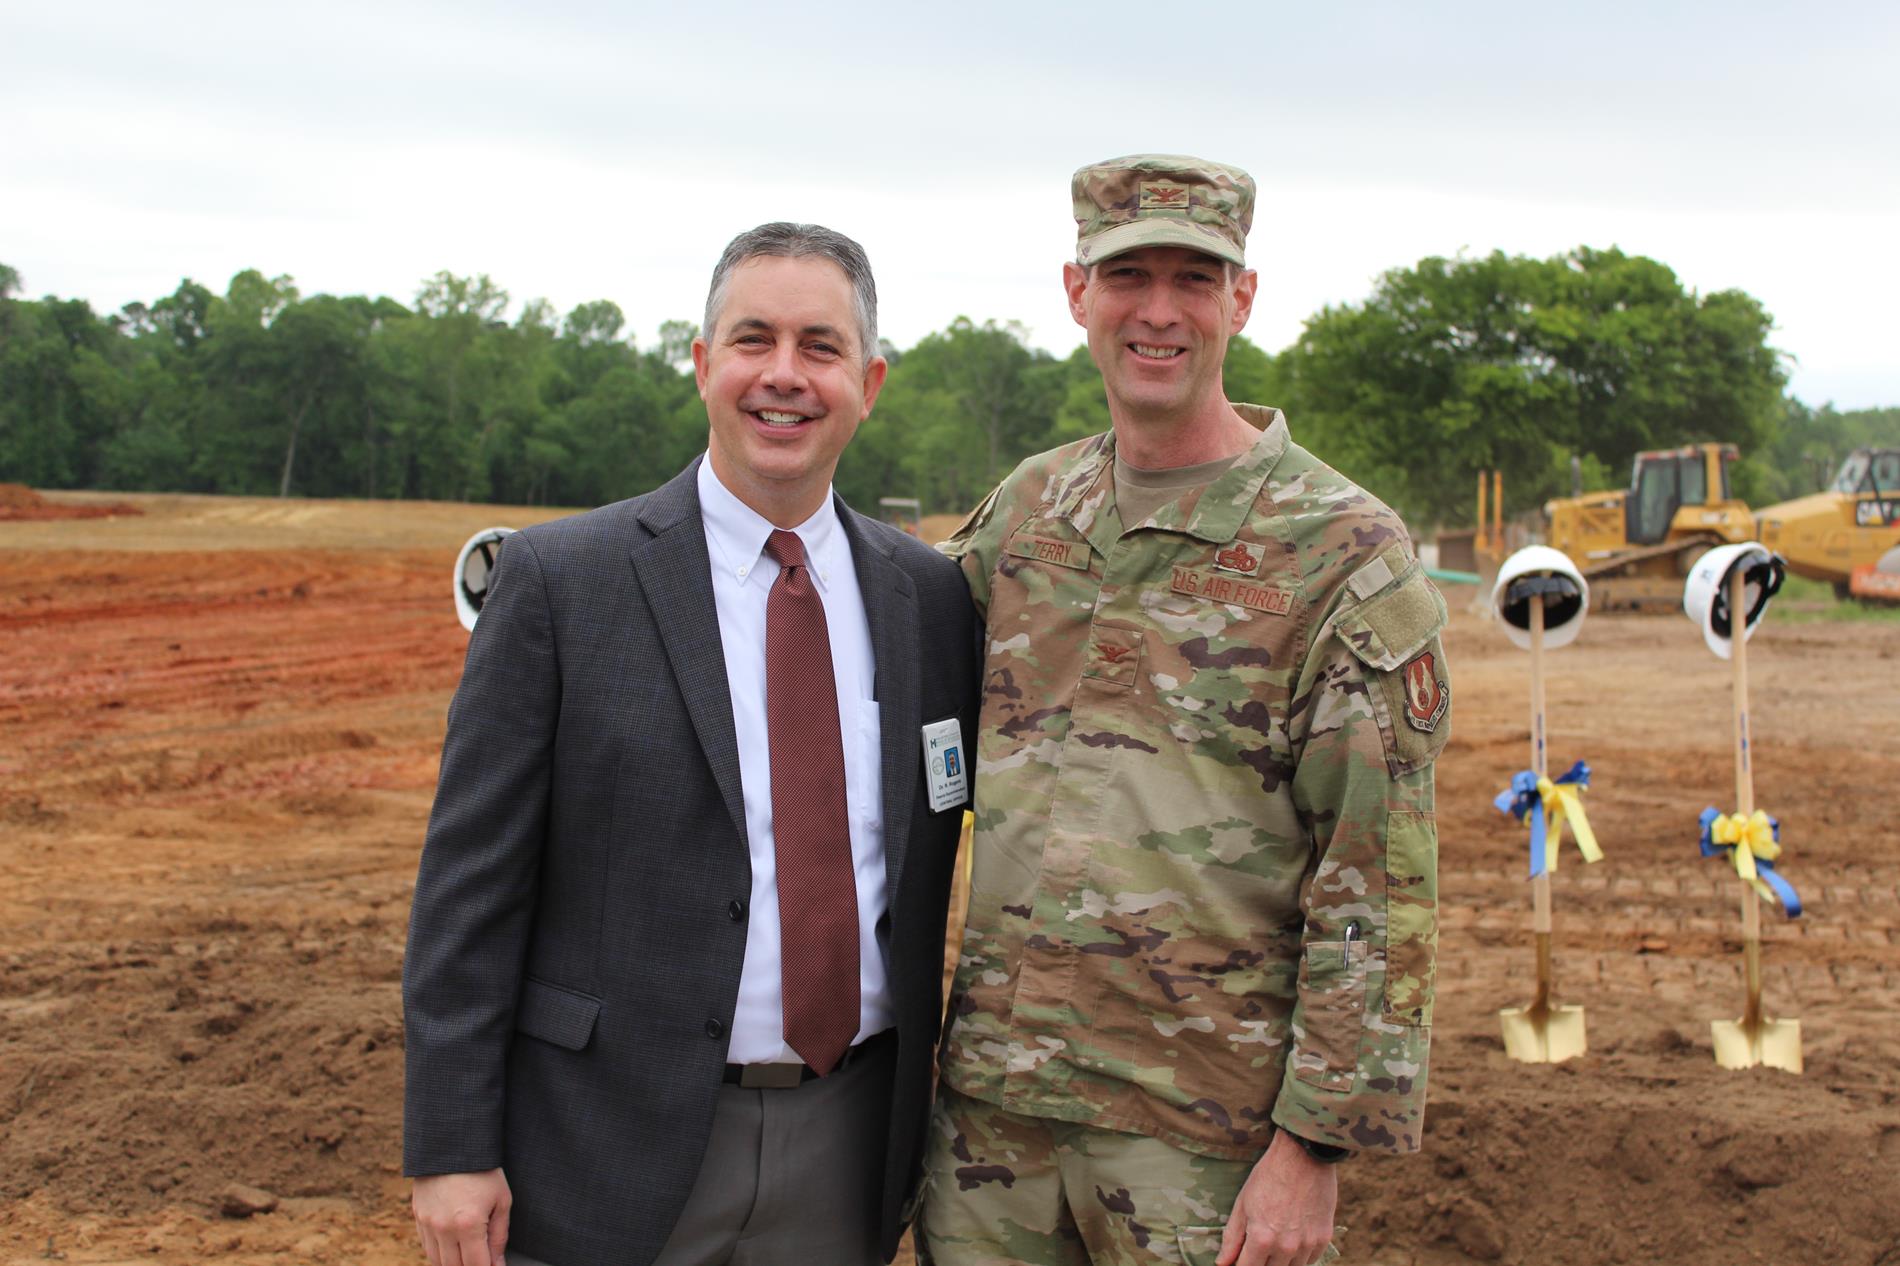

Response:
(1545, 443), (1900, 609)
(1545, 443), (1754, 609)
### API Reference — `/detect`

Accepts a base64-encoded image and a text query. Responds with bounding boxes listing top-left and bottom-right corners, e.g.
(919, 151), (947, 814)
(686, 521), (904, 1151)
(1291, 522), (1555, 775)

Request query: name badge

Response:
(1006, 534), (1090, 570)
(921, 718), (969, 813)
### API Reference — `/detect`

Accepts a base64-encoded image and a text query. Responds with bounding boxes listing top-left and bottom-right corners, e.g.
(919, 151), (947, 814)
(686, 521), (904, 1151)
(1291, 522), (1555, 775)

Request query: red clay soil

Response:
(0, 484), (144, 521)
(3, 494), (1898, 1266)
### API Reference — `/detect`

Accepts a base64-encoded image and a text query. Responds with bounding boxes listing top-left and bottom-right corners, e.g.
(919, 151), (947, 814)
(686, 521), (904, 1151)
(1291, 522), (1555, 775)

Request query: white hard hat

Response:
(454, 527), (516, 632)
(1490, 545), (1589, 650)
(1681, 542), (1784, 660)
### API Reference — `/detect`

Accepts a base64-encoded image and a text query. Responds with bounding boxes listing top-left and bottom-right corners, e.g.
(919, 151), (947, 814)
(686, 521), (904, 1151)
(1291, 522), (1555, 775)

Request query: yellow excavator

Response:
(1545, 443), (1900, 609)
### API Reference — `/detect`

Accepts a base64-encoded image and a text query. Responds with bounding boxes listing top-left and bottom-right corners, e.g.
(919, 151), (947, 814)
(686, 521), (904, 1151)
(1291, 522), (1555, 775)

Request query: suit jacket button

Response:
(728, 899), (746, 921)
(705, 1018), (725, 1039)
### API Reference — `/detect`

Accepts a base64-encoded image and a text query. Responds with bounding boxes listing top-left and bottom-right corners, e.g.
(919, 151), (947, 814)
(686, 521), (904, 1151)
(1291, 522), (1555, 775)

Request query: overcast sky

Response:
(5, 1), (1896, 408)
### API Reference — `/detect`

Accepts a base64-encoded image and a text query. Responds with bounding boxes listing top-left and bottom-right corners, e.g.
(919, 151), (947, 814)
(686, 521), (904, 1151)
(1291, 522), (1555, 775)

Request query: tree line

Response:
(1, 251), (1890, 528)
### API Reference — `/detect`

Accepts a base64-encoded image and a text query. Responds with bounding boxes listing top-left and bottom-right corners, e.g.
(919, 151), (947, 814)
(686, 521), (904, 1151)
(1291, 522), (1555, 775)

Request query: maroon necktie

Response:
(763, 529), (860, 1075)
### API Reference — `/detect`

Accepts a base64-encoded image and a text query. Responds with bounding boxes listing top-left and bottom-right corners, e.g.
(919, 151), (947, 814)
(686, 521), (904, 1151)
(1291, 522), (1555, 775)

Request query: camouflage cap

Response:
(1071, 153), (1255, 268)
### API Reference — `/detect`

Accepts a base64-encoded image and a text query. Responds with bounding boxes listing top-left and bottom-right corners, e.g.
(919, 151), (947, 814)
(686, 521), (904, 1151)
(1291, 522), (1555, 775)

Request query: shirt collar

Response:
(1058, 405), (1290, 549)
(697, 455), (845, 592)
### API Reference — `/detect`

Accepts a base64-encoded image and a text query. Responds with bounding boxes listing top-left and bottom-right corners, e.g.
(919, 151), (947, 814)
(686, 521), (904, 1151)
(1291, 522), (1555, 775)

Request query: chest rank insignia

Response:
(1213, 541), (1263, 576)
(1402, 650), (1450, 733)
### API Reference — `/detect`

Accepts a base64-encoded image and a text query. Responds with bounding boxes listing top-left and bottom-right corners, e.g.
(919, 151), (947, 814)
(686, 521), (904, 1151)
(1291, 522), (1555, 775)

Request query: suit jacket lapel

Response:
(630, 461), (748, 844)
(840, 503), (921, 897)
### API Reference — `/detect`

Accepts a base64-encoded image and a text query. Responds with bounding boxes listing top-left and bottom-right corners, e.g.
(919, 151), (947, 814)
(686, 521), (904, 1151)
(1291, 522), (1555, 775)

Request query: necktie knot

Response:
(765, 529), (806, 571)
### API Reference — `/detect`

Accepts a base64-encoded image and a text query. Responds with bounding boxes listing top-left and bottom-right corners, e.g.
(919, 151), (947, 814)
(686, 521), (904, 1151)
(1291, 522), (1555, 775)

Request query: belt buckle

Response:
(738, 1062), (805, 1089)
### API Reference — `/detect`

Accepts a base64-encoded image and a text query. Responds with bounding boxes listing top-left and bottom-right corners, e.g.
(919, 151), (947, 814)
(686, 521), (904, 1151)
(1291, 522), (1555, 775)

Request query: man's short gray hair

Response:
(702, 222), (879, 364)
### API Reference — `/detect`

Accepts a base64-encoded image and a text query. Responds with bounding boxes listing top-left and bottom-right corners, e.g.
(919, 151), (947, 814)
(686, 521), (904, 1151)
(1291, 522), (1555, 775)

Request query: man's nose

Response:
(758, 341), (807, 391)
(1134, 281), (1182, 328)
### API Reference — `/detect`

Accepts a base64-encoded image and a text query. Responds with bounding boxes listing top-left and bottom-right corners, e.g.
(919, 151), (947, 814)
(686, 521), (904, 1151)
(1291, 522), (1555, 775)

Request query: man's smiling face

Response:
(1065, 246), (1256, 425)
(694, 254), (886, 517)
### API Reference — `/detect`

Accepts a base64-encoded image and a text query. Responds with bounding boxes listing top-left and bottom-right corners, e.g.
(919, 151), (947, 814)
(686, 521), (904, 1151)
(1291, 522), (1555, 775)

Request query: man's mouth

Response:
(1130, 344), (1184, 361)
(753, 409), (814, 428)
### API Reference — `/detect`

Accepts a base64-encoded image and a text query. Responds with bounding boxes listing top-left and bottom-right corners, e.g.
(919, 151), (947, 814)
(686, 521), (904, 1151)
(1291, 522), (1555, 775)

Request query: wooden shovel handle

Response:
(1528, 596), (1555, 1006)
(1730, 565), (1765, 1031)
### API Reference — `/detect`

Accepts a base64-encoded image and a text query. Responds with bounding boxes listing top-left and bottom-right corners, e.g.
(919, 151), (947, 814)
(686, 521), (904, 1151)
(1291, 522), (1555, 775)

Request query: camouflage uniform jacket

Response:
(937, 405), (1447, 1160)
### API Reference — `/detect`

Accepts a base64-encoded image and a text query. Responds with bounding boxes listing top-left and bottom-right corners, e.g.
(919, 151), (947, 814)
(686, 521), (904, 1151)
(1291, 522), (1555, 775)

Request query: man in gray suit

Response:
(404, 222), (980, 1266)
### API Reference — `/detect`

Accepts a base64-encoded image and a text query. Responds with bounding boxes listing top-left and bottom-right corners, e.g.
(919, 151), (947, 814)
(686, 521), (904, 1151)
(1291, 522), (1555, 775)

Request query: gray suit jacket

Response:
(403, 460), (980, 1266)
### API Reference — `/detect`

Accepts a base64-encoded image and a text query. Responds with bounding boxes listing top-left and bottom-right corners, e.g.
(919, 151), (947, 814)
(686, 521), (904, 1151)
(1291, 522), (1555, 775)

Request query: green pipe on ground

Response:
(1427, 567), (1483, 585)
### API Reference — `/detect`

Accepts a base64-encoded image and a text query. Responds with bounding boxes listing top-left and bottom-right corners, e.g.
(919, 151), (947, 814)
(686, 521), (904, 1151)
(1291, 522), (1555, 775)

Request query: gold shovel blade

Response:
(1711, 1017), (1803, 1073)
(1499, 1004), (1587, 1063)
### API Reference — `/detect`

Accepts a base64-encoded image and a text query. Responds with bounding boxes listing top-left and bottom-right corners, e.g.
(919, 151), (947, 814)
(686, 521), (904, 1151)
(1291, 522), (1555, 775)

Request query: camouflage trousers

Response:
(917, 1086), (1342, 1266)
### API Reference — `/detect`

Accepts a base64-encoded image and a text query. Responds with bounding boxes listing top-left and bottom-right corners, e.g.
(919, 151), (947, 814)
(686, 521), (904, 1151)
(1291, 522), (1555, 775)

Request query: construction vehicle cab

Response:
(1625, 444), (1739, 544)
(1757, 447), (1900, 591)
(1546, 443), (1753, 609)
(877, 496), (923, 537)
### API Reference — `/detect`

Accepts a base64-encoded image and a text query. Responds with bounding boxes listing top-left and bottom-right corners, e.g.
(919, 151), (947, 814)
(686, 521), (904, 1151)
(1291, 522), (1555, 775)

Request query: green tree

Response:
(1744, 400), (1900, 503)
(1277, 247), (1787, 525)
(858, 318), (1065, 512)
(565, 300), (626, 349)
(657, 319), (697, 367)
(0, 293), (127, 488)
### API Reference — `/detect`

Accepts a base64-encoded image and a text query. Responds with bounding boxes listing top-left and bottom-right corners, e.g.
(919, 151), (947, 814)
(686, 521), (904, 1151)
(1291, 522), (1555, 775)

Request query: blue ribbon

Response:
(1698, 806), (1802, 918)
(1495, 760), (1593, 878)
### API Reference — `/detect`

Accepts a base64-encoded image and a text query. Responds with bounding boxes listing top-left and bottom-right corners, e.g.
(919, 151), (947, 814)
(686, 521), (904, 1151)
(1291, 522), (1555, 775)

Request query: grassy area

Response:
(1768, 573), (1900, 622)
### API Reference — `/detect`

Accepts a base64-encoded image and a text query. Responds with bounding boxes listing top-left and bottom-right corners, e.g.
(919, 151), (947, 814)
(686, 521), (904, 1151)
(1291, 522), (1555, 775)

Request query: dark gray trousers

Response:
(507, 1035), (895, 1266)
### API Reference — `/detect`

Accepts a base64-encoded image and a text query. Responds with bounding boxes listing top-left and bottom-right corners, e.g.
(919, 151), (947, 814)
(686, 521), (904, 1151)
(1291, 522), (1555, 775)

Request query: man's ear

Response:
(1062, 262), (1090, 328)
(859, 355), (889, 419)
(1229, 269), (1258, 335)
(690, 337), (711, 397)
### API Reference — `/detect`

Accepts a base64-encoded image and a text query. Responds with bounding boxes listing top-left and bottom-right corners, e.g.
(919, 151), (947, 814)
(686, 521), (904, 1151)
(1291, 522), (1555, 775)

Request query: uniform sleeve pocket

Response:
(1291, 940), (1370, 1093)
(515, 977), (601, 1051)
(1335, 567), (1451, 778)
(1383, 811), (1438, 1026)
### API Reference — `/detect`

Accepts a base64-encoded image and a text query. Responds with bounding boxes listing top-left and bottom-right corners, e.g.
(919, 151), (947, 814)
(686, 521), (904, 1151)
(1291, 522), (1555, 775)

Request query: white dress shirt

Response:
(697, 456), (892, 1064)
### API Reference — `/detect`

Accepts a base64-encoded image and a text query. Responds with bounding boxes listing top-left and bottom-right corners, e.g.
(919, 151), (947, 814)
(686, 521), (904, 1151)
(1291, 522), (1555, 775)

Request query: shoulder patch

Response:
(1334, 564), (1452, 777)
(1399, 649), (1449, 732)
(1335, 564), (1446, 672)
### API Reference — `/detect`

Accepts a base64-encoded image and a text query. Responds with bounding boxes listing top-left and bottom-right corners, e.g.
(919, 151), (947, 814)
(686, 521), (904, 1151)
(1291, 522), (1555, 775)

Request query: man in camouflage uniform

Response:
(919, 155), (1448, 1266)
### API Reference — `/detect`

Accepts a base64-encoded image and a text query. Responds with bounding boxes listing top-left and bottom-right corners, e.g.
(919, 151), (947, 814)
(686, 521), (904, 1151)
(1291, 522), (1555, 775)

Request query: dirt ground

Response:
(4, 490), (1898, 1266)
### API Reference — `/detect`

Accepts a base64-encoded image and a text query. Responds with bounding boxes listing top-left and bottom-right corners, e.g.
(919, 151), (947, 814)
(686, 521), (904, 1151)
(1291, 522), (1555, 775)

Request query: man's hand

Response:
(1215, 1131), (1338, 1266)
(413, 1169), (511, 1266)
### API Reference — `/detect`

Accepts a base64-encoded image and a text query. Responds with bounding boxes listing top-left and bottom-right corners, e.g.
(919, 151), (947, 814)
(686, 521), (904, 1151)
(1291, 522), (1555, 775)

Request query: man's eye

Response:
(807, 343), (840, 357)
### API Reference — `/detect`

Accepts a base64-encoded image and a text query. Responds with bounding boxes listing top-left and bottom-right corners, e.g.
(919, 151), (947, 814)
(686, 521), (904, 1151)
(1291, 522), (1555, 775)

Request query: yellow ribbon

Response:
(1709, 810), (1781, 904)
(1535, 775), (1603, 873)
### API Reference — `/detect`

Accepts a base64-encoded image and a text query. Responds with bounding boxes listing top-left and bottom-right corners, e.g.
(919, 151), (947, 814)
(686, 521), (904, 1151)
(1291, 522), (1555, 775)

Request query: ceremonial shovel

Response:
(1710, 565), (1802, 1073)
(1499, 596), (1587, 1063)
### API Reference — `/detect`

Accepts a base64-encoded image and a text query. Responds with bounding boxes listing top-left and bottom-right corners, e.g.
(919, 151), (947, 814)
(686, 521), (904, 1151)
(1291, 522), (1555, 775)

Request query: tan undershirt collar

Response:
(1113, 452), (1241, 529)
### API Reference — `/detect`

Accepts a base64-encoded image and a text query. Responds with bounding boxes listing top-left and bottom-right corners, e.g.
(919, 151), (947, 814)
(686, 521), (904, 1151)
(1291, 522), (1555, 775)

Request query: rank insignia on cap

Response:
(1139, 181), (1191, 211)
(1402, 651), (1449, 732)
(1214, 541), (1263, 576)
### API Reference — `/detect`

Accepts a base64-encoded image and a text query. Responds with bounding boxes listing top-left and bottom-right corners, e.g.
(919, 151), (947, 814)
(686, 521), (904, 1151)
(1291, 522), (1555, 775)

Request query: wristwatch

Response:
(1288, 1132), (1351, 1164)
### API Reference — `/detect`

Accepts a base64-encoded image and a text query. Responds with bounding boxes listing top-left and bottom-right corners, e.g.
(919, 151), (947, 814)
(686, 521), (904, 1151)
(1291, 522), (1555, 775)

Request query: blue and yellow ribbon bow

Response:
(1698, 807), (1802, 918)
(1494, 759), (1604, 878)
